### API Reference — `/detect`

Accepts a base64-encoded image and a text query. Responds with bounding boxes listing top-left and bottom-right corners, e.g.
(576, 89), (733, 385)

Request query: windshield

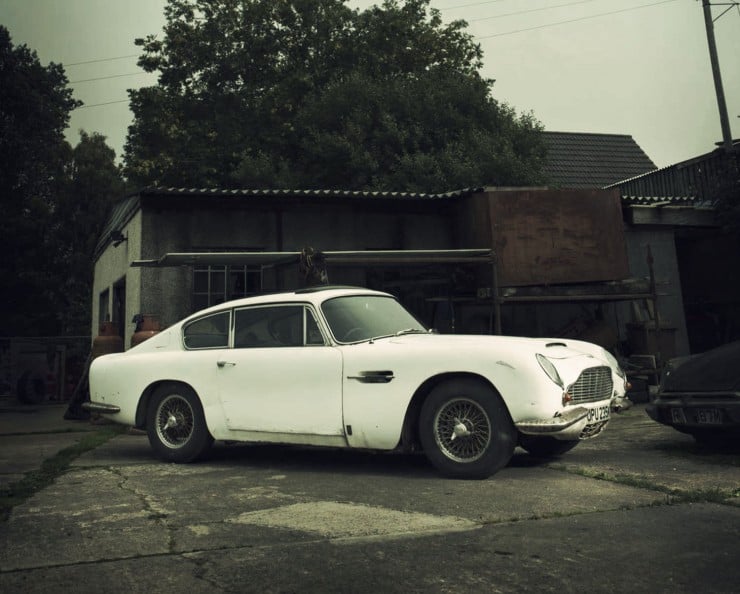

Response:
(321, 295), (427, 343)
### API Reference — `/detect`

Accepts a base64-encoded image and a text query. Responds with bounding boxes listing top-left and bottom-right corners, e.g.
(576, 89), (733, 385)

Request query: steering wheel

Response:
(342, 327), (366, 342)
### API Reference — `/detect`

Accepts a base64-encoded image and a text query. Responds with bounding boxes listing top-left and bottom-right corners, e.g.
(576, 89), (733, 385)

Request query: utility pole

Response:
(701, 0), (734, 151)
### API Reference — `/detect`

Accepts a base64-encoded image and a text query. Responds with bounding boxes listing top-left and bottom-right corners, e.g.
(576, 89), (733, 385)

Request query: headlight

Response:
(536, 353), (563, 388)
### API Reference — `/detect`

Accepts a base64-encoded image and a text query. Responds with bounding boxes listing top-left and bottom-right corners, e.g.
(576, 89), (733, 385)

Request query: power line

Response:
(74, 100), (130, 110)
(66, 54), (139, 67)
(439, 0), (510, 10)
(470, 0), (601, 22)
(477, 0), (680, 39)
(70, 72), (150, 84)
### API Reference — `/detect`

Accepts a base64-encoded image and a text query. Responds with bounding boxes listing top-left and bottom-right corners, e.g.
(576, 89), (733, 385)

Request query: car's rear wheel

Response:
(147, 383), (213, 462)
(519, 435), (579, 458)
(419, 378), (515, 479)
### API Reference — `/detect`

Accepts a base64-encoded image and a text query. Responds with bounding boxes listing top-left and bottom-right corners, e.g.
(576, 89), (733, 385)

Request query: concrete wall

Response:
(91, 211), (143, 347)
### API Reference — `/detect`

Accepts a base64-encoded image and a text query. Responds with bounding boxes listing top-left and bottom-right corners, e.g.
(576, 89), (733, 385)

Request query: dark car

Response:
(646, 341), (740, 444)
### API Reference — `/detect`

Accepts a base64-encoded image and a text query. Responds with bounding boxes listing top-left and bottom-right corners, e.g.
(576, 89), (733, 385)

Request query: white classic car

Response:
(87, 287), (627, 479)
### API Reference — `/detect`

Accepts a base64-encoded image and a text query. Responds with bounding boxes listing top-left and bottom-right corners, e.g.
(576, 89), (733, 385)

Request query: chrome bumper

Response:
(515, 406), (589, 434)
(82, 401), (121, 414)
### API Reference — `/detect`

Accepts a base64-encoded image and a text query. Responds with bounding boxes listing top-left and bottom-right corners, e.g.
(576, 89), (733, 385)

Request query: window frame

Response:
(182, 310), (232, 350)
(232, 303), (328, 349)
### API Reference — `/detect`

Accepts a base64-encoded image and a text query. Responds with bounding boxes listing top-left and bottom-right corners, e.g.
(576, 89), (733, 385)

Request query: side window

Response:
(234, 305), (325, 348)
(183, 311), (230, 349)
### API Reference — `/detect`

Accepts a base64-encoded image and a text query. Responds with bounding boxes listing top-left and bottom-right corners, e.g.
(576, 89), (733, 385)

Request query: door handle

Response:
(217, 360), (236, 368)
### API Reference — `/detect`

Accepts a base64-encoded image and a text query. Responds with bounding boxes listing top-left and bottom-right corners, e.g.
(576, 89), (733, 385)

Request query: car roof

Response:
(182, 286), (390, 322)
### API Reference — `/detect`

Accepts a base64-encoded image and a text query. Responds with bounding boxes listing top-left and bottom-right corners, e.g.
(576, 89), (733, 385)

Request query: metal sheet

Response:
(131, 249), (494, 268)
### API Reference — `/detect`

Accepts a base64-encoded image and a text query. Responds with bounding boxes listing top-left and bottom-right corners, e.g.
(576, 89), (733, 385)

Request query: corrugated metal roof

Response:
(607, 144), (738, 206)
(542, 131), (657, 189)
(139, 186), (482, 200)
(93, 194), (140, 258)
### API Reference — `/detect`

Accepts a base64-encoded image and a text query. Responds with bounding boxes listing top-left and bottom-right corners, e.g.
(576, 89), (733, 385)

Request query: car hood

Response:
(662, 341), (740, 392)
(384, 333), (605, 362)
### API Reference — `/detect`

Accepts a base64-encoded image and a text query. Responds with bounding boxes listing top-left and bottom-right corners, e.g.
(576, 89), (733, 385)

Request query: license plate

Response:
(696, 408), (722, 425)
(586, 405), (610, 423)
(671, 408), (687, 424)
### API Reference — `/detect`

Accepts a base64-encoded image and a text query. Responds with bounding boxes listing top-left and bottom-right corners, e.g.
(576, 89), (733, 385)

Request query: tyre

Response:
(519, 435), (579, 458)
(419, 378), (516, 479)
(147, 383), (213, 462)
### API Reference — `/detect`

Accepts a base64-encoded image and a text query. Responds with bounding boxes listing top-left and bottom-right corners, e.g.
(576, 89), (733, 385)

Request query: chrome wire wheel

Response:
(155, 393), (195, 449)
(433, 397), (492, 463)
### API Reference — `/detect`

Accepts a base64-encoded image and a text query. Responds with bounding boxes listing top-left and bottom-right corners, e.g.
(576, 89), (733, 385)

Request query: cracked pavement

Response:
(0, 403), (738, 593)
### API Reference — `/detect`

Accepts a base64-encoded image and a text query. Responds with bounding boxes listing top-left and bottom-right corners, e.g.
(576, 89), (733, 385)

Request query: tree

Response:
(0, 26), (80, 335)
(0, 26), (124, 336)
(51, 132), (126, 335)
(124, 0), (545, 191)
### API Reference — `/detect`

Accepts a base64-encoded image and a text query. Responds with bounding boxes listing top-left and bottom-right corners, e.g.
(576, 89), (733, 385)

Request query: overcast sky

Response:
(2, 0), (738, 170)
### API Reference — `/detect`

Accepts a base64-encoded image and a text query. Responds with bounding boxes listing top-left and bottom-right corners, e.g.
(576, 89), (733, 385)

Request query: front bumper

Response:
(82, 401), (121, 415)
(516, 404), (610, 440)
(646, 391), (740, 428)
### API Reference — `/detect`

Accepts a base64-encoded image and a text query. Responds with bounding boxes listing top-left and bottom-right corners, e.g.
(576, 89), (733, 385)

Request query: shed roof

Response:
(542, 131), (657, 189)
(138, 186), (482, 200)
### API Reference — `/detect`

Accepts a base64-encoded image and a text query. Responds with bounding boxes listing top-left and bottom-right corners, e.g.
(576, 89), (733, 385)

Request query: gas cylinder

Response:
(91, 321), (124, 359)
(131, 314), (161, 347)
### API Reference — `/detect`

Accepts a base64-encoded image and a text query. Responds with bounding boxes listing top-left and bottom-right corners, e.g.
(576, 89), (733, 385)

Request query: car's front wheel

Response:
(519, 435), (579, 458)
(419, 379), (515, 479)
(147, 383), (213, 462)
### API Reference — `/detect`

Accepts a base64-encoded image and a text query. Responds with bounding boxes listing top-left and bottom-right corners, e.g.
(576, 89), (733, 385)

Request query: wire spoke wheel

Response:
(419, 379), (515, 479)
(155, 393), (195, 449)
(433, 398), (492, 463)
(147, 384), (213, 462)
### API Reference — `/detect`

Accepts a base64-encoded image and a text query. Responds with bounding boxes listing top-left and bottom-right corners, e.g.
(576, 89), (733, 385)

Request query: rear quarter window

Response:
(183, 311), (230, 349)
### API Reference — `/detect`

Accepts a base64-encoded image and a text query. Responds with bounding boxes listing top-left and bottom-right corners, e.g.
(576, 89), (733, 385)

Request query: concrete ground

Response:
(0, 401), (738, 593)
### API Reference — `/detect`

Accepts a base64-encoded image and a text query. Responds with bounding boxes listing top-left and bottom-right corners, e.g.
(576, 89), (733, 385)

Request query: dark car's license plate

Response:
(695, 408), (722, 425)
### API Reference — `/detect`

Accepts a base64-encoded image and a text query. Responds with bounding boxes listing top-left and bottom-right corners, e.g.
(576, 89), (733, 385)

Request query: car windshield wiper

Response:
(362, 328), (430, 344)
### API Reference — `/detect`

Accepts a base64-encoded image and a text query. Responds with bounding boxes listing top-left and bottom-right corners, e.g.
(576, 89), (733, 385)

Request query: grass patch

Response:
(551, 464), (739, 505)
(0, 427), (125, 521)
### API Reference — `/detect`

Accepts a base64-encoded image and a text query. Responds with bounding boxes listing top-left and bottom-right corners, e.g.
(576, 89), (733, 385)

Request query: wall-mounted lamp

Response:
(110, 230), (128, 247)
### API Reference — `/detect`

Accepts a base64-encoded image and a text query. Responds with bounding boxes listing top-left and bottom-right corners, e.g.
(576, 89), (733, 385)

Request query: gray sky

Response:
(2, 0), (738, 169)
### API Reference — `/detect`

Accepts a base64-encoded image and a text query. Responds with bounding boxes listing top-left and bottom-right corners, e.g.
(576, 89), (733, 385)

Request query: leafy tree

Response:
(0, 26), (80, 335)
(0, 26), (124, 336)
(124, 0), (545, 191)
(51, 132), (126, 335)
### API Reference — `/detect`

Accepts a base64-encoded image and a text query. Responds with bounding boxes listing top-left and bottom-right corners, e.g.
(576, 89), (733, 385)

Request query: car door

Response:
(216, 303), (344, 436)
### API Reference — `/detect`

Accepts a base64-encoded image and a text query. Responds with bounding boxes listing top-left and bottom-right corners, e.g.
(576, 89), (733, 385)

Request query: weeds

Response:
(0, 427), (124, 521)
(550, 464), (739, 505)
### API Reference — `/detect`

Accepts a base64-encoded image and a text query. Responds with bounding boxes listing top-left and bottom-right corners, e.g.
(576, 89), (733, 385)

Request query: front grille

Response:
(568, 366), (613, 403)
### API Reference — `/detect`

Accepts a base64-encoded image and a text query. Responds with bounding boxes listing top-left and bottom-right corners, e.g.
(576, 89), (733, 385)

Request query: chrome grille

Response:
(568, 366), (613, 403)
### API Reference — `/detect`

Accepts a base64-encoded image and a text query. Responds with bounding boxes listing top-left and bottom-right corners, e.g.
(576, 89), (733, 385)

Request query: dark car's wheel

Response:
(419, 379), (515, 479)
(147, 383), (213, 462)
(519, 435), (579, 458)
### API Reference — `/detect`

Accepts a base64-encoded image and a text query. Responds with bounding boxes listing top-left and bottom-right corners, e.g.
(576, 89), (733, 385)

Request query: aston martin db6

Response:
(87, 287), (627, 478)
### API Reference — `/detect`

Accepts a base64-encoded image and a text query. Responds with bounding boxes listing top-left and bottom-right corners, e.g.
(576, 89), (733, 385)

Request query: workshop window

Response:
(193, 265), (262, 311)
